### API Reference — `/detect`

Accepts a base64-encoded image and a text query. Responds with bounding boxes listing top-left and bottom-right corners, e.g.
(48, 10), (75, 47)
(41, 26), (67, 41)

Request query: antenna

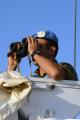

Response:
(74, 0), (77, 70)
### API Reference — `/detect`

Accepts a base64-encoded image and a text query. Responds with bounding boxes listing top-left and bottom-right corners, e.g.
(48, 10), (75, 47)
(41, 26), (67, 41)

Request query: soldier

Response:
(7, 31), (78, 80)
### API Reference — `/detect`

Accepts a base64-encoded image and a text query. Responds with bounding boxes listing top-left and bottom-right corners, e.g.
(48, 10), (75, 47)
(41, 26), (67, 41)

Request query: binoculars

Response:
(7, 38), (28, 58)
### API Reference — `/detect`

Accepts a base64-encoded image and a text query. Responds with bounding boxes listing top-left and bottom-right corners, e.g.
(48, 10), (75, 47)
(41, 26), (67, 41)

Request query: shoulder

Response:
(59, 62), (78, 81)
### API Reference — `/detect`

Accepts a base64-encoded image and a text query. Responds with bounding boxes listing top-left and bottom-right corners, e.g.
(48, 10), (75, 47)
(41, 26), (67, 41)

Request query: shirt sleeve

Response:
(59, 62), (78, 81)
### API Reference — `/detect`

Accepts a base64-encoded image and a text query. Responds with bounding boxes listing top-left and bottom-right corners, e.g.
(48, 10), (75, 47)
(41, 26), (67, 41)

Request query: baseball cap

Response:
(32, 30), (58, 45)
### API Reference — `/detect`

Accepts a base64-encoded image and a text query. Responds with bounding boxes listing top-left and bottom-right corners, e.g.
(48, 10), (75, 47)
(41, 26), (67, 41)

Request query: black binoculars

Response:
(7, 38), (28, 58)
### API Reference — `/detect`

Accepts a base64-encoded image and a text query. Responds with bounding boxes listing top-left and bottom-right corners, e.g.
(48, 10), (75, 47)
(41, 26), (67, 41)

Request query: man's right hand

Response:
(7, 52), (21, 71)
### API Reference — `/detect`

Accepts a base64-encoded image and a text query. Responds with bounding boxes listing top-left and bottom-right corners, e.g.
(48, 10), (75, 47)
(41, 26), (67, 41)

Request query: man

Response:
(7, 30), (78, 80)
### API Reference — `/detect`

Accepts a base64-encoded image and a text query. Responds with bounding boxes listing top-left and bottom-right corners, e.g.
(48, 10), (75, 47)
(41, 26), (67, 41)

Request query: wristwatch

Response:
(31, 49), (41, 58)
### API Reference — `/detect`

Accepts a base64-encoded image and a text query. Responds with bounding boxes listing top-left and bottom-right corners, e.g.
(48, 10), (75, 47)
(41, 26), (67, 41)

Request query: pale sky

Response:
(0, 0), (80, 79)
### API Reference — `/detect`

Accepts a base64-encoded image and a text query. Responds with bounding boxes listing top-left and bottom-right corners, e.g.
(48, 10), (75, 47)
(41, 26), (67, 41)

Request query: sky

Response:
(0, 0), (80, 118)
(0, 0), (80, 79)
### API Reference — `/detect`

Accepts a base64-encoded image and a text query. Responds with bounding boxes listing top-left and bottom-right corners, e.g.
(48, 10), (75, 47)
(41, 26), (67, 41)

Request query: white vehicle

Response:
(0, 71), (80, 120)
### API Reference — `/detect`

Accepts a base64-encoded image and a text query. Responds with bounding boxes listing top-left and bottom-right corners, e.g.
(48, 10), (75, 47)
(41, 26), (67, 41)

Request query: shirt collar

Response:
(35, 68), (46, 77)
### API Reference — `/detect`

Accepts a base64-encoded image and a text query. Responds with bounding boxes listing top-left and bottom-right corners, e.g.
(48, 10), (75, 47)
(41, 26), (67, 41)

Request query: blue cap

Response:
(32, 30), (58, 45)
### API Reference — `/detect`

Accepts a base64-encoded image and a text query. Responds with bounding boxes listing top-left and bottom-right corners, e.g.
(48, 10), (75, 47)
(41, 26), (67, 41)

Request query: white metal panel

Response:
(21, 78), (80, 119)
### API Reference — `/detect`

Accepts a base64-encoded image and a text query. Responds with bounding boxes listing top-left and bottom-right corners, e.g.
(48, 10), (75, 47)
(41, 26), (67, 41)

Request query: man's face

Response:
(36, 38), (55, 58)
(32, 38), (56, 66)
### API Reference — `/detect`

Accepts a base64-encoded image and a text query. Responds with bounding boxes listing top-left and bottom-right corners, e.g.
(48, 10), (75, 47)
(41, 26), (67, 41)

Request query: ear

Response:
(49, 46), (56, 55)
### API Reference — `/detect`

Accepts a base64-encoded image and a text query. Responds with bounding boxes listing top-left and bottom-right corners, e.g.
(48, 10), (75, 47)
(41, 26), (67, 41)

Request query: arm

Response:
(27, 37), (66, 80)
(33, 54), (66, 80)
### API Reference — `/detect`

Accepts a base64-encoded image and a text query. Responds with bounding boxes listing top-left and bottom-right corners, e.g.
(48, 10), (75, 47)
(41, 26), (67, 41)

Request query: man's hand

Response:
(27, 36), (38, 55)
(7, 52), (21, 71)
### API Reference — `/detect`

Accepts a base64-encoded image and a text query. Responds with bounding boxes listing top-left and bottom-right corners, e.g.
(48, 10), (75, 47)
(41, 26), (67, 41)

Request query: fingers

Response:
(7, 53), (17, 65)
(27, 36), (34, 44)
(27, 36), (38, 46)
(27, 36), (38, 55)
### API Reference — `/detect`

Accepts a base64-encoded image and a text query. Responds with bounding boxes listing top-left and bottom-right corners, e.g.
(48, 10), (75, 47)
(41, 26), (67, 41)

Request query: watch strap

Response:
(31, 49), (40, 58)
